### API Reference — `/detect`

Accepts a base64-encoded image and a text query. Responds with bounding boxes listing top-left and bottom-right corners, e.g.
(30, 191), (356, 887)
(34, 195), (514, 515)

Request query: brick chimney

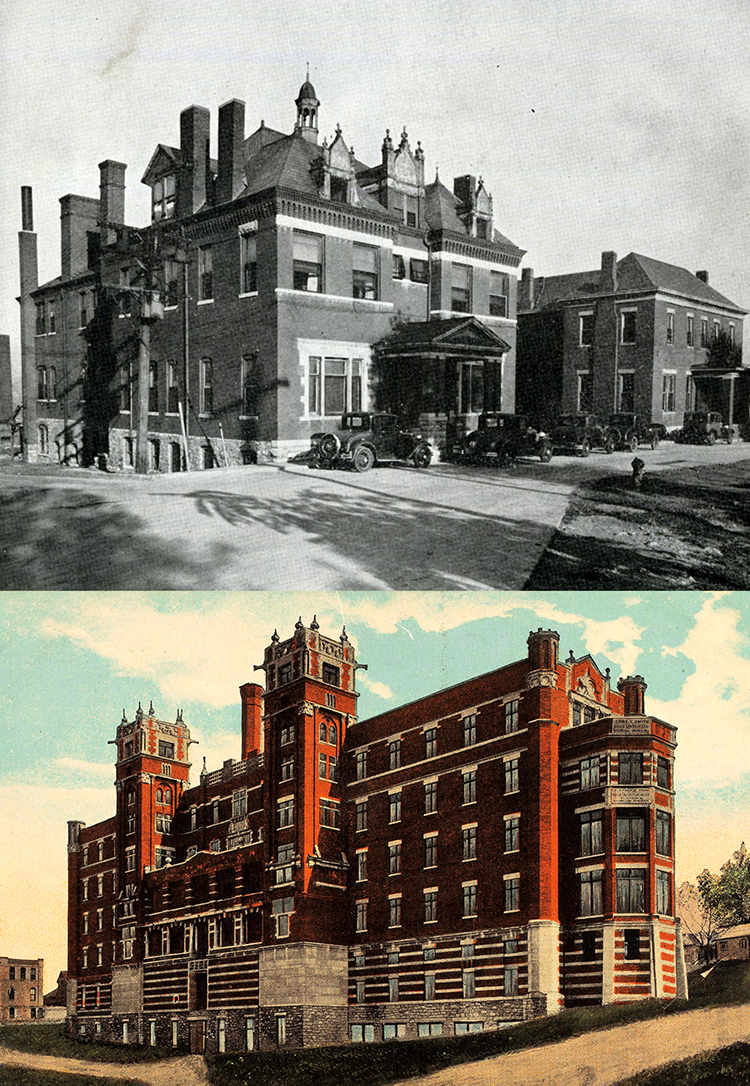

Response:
(60, 195), (99, 279)
(617, 675), (647, 715)
(518, 267), (535, 312)
(98, 160), (126, 245)
(600, 251), (617, 293)
(217, 99), (245, 205)
(696, 270), (709, 284)
(453, 174), (476, 209)
(239, 682), (263, 759)
(178, 105), (211, 217)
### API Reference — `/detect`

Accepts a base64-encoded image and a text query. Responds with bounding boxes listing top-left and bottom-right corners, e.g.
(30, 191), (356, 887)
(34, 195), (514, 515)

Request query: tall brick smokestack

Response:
(19, 186), (39, 462)
(618, 675), (647, 715)
(240, 682), (263, 758)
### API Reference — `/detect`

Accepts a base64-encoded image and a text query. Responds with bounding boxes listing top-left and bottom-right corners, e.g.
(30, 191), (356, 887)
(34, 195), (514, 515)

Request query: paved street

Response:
(0, 442), (747, 590)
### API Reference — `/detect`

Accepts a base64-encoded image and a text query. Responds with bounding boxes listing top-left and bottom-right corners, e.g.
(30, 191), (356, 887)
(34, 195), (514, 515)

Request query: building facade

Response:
(516, 251), (747, 429)
(1, 957), (44, 1022)
(20, 77), (524, 469)
(65, 619), (686, 1053)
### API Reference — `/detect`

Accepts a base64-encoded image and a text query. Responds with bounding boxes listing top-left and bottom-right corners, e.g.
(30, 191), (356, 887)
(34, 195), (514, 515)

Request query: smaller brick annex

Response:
(65, 619), (687, 1054)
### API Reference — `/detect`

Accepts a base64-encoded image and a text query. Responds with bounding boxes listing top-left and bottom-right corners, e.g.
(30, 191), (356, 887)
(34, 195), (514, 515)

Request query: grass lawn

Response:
(0, 1070), (146, 1086)
(527, 458), (750, 589)
(615, 1041), (750, 1085)
(0, 1022), (174, 1064)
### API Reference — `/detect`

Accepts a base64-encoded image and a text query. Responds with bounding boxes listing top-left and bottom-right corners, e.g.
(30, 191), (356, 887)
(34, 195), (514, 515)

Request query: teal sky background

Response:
(2, 590), (749, 986)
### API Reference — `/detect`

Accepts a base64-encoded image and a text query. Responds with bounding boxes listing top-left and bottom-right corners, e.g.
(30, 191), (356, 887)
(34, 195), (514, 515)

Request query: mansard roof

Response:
(528, 252), (745, 313)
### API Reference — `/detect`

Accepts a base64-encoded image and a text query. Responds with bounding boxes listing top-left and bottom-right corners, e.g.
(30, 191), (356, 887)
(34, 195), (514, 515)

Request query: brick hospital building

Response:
(66, 619), (686, 1052)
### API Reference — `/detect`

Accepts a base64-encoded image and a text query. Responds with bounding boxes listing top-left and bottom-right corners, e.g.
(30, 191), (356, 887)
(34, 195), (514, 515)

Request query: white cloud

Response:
(649, 595), (750, 782)
(54, 758), (113, 780)
(358, 674), (394, 701)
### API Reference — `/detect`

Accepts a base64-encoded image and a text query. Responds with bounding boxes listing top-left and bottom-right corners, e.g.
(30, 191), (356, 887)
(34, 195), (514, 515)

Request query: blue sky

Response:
(2, 590), (750, 985)
(2, 0), (750, 394)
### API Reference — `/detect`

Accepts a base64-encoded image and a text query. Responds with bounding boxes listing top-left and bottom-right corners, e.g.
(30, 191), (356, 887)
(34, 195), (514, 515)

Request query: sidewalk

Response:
(0, 1046), (209, 1085)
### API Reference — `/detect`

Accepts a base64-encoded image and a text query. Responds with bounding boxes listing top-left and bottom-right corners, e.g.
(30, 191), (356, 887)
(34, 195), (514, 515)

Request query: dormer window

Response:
(152, 175), (175, 222)
(330, 176), (348, 203)
(322, 662), (339, 686)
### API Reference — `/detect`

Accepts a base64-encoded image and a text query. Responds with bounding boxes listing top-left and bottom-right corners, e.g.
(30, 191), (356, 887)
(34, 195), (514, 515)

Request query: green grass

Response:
(615, 1041), (750, 1086)
(0, 1070), (147, 1086)
(0, 1022), (175, 1064)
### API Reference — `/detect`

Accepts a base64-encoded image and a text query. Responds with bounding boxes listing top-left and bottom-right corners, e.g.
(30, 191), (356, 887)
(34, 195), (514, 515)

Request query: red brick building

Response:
(66, 619), (686, 1053)
(20, 76), (523, 469)
(1, 957), (44, 1022)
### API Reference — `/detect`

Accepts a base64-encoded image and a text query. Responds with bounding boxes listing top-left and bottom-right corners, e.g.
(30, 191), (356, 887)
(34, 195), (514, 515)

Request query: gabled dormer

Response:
(312, 125), (358, 204)
(141, 144), (181, 223)
(453, 174), (494, 239)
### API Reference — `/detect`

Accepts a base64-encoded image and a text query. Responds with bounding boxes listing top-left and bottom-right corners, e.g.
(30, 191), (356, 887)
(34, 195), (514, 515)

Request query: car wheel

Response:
(539, 442), (553, 463)
(353, 445), (375, 473)
(604, 435), (616, 454)
(579, 438), (591, 458)
(727, 430), (735, 445)
(628, 434), (639, 453)
(650, 432), (660, 450)
(320, 433), (340, 460)
(707, 431), (716, 446)
(412, 446), (432, 469)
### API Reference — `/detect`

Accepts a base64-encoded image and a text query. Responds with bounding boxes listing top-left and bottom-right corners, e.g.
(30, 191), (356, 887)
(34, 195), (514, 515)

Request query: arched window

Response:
(49, 367), (57, 400)
(156, 788), (163, 803)
(328, 724), (337, 746)
(319, 722), (327, 742)
(164, 788), (171, 804)
(38, 425), (49, 455)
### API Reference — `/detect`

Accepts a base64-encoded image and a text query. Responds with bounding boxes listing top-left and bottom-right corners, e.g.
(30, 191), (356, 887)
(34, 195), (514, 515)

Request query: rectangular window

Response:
(423, 972), (435, 1000)
(662, 373), (676, 413)
(580, 869), (603, 915)
(388, 739), (401, 770)
(505, 758), (519, 794)
(618, 752), (643, 785)
(424, 781), (437, 814)
(241, 353), (259, 417)
(616, 869), (646, 913)
(241, 233), (257, 294)
(356, 900), (368, 932)
(462, 884), (477, 918)
(308, 355), (363, 417)
(355, 851), (367, 883)
(505, 816), (519, 853)
(657, 756), (671, 789)
(198, 245), (213, 301)
(388, 976), (399, 1003)
(451, 263), (471, 312)
(410, 258), (429, 283)
(462, 969), (476, 997)
(278, 798), (294, 828)
(392, 254), (406, 280)
(293, 231), (323, 292)
(463, 825), (477, 861)
(656, 810), (671, 856)
(319, 751), (327, 779)
(618, 370), (634, 413)
(36, 302), (45, 335)
(389, 841), (401, 875)
(199, 358), (214, 416)
(621, 310), (636, 343)
(389, 895), (401, 928)
(460, 360), (484, 414)
(463, 714), (477, 746)
(580, 810), (603, 856)
(280, 756), (294, 781)
(701, 317), (708, 347)
(389, 792), (402, 823)
(424, 834), (437, 869)
(579, 312), (594, 346)
(666, 312), (675, 344)
(280, 723), (295, 745)
(163, 260), (179, 308)
(686, 314), (694, 346)
(463, 769), (476, 805)
(424, 890), (437, 923)
(79, 292), (88, 328)
(418, 1022), (443, 1037)
(581, 756), (600, 789)
(276, 1015), (286, 1046)
(356, 980), (365, 1004)
(624, 928), (641, 959)
(714, 320), (721, 340)
(656, 869), (671, 914)
(232, 790), (247, 819)
(504, 877), (519, 912)
(424, 727), (437, 758)
(353, 244), (379, 300)
(616, 810), (646, 852)
(489, 271), (509, 317)
(577, 371), (593, 412)
(319, 798), (340, 828)
(352, 1023), (376, 1043)
(355, 800), (368, 832)
(504, 700), (519, 733)
(730, 323), (736, 345)
(152, 174), (175, 221)
(504, 966), (518, 996)
(48, 300), (56, 334)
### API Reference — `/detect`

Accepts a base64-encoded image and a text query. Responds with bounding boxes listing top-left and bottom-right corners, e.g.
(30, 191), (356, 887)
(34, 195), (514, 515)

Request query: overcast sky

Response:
(2, 0), (749, 394)
(1, 589), (748, 987)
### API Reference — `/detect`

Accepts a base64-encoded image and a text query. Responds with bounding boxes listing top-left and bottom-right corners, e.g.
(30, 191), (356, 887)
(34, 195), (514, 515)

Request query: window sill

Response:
(164, 306), (178, 312)
(197, 299), (214, 306)
(423, 920), (438, 925)
(239, 291), (258, 299)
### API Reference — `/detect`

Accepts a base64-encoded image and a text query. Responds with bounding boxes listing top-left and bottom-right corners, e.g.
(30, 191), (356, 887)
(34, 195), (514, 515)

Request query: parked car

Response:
(675, 411), (735, 445)
(303, 412), (432, 472)
(448, 413), (552, 464)
(549, 414), (614, 456)
(607, 413), (666, 451)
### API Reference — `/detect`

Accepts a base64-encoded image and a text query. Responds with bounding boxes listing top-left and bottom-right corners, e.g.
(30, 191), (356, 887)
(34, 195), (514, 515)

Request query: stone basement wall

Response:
(348, 994), (549, 1039)
(107, 429), (313, 470)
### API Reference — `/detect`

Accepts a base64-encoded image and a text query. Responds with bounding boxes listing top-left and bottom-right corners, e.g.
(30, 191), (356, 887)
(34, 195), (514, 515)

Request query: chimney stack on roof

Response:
(696, 270), (709, 284)
(178, 105), (211, 217)
(518, 267), (535, 311)
(217, 99), (246, 205)
(600, 250), (617, 293)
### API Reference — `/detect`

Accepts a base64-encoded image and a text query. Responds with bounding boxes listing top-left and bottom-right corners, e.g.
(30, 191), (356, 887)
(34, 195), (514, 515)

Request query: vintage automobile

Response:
(607, 413), (666, 451)
(674, 410), (735, 445)
(549, 414), (614, 456)
(304, 412), (432, 472)
(448, 413), (552, 464)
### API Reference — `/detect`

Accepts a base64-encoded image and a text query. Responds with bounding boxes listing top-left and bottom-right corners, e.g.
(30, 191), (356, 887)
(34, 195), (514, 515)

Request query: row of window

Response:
(579, 808), (671, 857)
(579, 867), (671, 916)
(352, 1021), (500, 1042)
(6, 966), (37, 981)
(579, 752), (670, 790)
(355, 877), (520, 932)
(576, 367), (684, 415)
(119, 356), (259, 419)
(353, 969), (511, 1006)
(356, 819), (516, 881)
(578, 309), (735, 348)
(82, 872), (114, 900)
(356, 704), (520, 780)
(6, 986), (37, 1001)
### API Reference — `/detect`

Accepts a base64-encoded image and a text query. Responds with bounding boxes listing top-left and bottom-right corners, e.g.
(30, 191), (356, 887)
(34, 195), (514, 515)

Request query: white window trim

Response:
(297, 338), (372, 420)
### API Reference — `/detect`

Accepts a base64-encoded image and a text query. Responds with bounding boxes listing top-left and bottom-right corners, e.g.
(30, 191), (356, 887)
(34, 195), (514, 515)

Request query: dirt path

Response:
(387, 1004), (750, 1086)
(0, 1047), (209, 1085)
